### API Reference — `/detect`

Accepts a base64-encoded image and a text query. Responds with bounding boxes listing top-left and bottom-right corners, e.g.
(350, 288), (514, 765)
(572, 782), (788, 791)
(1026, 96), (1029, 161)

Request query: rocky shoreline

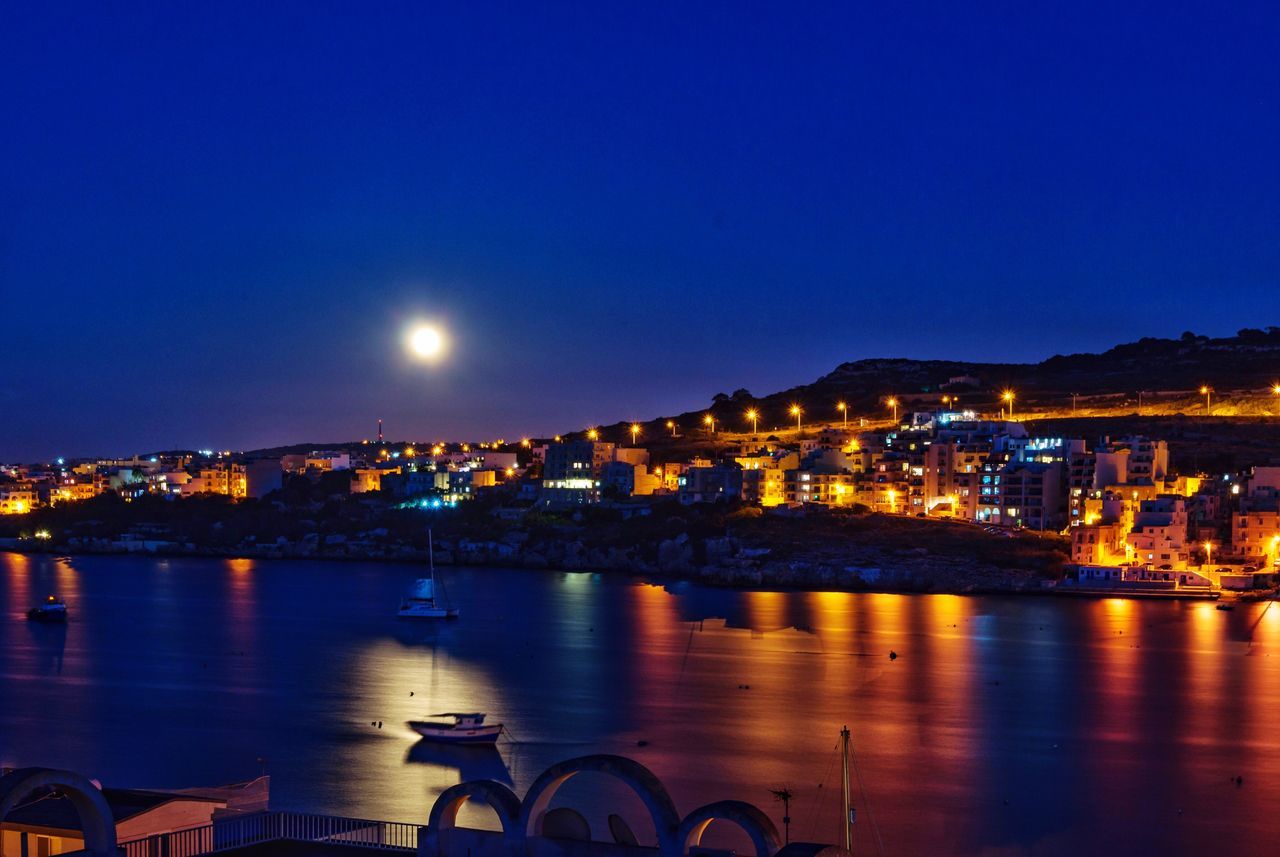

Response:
(3, 531), (1058, 595)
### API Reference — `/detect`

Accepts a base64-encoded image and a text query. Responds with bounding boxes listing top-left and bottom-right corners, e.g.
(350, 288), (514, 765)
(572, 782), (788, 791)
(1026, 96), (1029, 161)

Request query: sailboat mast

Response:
(841, 725), (853, 853)
(428, 528), (435, 582)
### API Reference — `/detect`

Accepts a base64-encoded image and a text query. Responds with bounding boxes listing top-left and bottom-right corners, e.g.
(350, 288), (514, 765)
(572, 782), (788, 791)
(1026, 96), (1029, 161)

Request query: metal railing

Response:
(119, 810), (421, 857)
(120, 824), (213, 857)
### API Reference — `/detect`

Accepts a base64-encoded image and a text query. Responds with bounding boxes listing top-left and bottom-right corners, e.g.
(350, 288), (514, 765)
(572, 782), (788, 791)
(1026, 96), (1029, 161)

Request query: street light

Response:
(630, 423), (641, 445)
(746, 408), (760, 434)
(704, 413), (716, 435)
(1203, 540), (1213, 568)
(587, 428), (599, 441)
(1002, 389), (1015, 420)
(789, 404), (802, 433)
(886, 397), (898, 422)
(837, 401), (848, 427)
(666, 419), (676, 437)
(1200, 385), (1212, 415)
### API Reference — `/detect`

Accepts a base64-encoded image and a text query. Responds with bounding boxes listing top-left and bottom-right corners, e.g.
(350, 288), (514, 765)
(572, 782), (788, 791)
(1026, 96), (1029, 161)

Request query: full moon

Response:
(407, 324), (446, 359)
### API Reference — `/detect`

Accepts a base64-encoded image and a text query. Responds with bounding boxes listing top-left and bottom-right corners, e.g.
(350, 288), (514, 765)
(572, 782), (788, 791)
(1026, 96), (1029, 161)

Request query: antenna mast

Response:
(841, 725), (853, 853)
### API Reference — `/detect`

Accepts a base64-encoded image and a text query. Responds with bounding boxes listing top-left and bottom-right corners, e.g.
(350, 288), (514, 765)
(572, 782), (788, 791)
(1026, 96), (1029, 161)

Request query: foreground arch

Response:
(424, 780), (522, 857)
(0, 768), (116, 857)
(678, 800), (781, 857)
(518, 754), (681, 855)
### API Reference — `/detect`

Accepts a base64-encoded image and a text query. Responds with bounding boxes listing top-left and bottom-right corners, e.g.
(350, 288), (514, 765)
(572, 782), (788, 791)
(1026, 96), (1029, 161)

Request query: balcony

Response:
(120, 811), (422, 857)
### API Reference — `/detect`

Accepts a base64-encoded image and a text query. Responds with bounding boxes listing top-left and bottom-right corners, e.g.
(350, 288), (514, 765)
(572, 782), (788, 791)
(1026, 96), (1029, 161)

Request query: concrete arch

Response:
(519, 754), (681, 855)
(0, 768), (117, 857)
(423, 779), (522, 857)
(678, 800), (781, 857)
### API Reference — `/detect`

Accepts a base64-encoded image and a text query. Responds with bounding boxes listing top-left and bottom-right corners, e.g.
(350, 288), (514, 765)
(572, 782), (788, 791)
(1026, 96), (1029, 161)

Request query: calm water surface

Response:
(3, 551), (1279, 856)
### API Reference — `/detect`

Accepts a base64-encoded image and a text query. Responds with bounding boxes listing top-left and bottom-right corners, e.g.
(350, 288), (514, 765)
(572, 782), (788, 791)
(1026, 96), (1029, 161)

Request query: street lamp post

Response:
(746, 408), (759, 435)
(837, 401), (848, 427)
(666, 420), (676, 437)
(1200, 385), (1213, 415)
(630, 423), (641, 445)
(1002, 390), (1015, 420)
(704, 413), (716, 436)
(790, 404), (802, 433)
(887, 397), (898, 423)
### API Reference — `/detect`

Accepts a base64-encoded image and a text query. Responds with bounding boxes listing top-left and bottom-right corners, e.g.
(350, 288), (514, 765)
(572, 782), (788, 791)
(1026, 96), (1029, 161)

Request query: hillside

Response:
(591, 328), (1280, 442)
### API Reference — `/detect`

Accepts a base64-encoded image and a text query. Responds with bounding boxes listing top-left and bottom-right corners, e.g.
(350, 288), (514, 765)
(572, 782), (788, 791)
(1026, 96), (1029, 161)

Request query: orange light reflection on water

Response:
(5, 551), (32, 610)
(224, 557), (257, 655)
(745, 589), (787, 633)
(53, 558), (80, 604)
(1094, 597), (1140, 741)
(1184, 601), (1219, 728)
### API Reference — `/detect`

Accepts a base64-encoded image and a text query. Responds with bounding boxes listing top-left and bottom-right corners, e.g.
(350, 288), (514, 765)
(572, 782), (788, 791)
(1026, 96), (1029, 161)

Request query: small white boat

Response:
(408, 712), (503, 744)
(397, 530), (459, 619)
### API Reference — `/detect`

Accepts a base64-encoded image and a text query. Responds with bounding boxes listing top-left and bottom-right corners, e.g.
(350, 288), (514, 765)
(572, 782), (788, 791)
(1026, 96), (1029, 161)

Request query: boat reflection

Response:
(24, 620), (67, 674)
(389, 622), (456, 649)
(405, 739), (513, 785)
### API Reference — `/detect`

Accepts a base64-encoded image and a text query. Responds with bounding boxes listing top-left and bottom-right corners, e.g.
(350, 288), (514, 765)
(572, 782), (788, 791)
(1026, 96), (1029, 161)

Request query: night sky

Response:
(4, 4), (1279, 461)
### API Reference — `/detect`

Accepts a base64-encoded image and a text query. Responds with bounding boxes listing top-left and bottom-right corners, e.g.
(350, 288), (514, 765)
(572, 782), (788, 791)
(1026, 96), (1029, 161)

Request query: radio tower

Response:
(377, 419), (383, 443)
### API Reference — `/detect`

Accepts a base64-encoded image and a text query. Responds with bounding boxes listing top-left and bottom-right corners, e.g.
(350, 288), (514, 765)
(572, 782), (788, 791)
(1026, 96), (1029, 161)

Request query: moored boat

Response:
(407, 712), (503, 744)
(398, 578), (459, 618)
(397, 529), (459, 619)
(27, 595), (68, 623)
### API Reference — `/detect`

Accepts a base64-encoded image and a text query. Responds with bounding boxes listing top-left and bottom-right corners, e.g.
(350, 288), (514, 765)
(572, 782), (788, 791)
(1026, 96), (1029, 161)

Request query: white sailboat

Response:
(397, 530), (459, 619)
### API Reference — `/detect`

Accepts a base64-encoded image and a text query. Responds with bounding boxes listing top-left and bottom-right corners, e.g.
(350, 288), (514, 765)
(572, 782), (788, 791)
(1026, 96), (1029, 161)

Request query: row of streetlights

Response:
(420, 381), (1260, 455)
(652, 399), (907, 440)
(590, 382), (1280, 445)
(591, 394), (963, 443)
(461, 382), (1279, 458)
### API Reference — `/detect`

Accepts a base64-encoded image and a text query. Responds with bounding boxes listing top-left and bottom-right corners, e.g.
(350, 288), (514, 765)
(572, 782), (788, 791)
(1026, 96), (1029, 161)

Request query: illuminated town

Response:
(7, 373), (1280, 598)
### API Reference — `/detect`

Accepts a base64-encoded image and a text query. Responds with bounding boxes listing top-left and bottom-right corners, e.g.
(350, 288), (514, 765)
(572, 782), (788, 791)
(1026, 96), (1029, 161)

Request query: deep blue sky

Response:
(4, 3), (1279, 460)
